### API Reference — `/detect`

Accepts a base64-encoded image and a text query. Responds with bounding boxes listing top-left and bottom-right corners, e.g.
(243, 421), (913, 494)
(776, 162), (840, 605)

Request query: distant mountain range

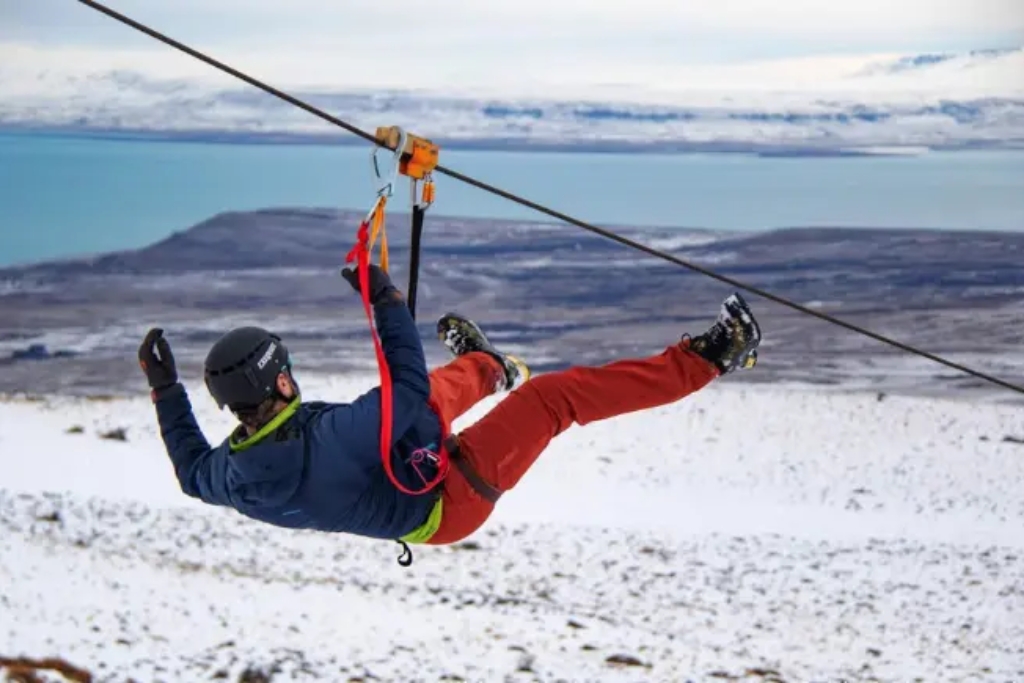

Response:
(1, 45), (1022, 154)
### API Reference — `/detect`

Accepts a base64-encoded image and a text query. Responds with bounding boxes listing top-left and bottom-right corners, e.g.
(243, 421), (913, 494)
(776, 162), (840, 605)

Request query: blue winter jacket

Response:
(152, 298), (444, 541)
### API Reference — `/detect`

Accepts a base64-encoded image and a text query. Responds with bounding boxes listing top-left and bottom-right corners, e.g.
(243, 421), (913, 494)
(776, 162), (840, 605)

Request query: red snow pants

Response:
(424, 342), (720, 545)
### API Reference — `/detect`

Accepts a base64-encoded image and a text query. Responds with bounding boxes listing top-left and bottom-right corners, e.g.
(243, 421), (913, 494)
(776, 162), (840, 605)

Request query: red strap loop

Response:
(346, 218), (449, 496)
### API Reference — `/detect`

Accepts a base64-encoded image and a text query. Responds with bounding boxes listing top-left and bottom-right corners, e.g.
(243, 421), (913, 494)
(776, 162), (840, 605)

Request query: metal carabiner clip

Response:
(411, 171), (436, 210)
(370, 126), (408, 199)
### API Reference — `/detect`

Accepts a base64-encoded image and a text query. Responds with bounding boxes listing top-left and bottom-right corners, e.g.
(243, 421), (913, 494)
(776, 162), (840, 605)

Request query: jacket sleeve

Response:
(372, 296), (430, 410)
(317, 297), (431, 471)
(153, 383), (232, 506)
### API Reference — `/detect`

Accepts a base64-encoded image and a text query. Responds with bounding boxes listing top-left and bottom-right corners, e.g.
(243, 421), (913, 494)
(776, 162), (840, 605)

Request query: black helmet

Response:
(204, 326), (290, 410)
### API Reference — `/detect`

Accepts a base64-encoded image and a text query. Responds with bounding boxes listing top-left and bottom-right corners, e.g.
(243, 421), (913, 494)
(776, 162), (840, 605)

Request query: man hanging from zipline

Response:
(139, 264), (761, 561)
(138, 124), (761, 563)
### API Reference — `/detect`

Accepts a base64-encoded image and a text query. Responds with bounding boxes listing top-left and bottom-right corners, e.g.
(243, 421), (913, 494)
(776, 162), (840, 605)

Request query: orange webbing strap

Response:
(365, 196), (390, 273)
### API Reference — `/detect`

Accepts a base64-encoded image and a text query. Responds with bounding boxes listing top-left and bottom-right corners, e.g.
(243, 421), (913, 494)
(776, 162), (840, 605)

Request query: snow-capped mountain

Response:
(1, 43), (1022, 152)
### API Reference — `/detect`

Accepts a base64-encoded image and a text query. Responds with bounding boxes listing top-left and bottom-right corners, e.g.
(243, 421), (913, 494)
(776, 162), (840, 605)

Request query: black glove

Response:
(138, 328), (178, 391)
(341, 263), (402, 305)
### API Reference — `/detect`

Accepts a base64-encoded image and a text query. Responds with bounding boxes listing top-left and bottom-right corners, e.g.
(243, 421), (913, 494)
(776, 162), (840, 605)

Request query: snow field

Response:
(1, 374), (1023, 681)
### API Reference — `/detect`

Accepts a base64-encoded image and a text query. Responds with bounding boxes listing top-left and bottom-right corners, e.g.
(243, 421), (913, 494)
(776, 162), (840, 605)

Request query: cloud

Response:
(504, 0), (1024, 33)
(1, 0), (1021, 94)
(5, 0), (1023, 51)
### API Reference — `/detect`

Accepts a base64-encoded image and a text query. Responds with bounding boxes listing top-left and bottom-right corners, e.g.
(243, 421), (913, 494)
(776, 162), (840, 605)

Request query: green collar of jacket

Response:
(229, 397), (302, 452)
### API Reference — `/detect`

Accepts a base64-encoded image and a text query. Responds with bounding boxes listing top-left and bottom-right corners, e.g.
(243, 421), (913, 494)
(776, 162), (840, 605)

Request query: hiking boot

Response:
(686, 293), (762, 374)
(437, 313), (531, 392)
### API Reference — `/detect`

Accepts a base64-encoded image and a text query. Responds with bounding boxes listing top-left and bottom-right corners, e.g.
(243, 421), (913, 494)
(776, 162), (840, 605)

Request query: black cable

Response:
(74, 0), (1024, 397)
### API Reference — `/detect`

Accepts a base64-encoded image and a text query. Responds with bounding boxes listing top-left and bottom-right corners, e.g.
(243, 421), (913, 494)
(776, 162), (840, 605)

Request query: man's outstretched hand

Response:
(138, 328), (178, 391)
(341, 263), (403, 305)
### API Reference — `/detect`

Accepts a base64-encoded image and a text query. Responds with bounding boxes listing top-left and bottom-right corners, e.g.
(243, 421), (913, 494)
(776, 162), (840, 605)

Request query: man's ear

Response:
(276, 371), (295, 399)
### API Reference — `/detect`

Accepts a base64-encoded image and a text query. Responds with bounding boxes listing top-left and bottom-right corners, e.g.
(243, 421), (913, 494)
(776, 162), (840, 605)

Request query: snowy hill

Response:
(2, 374), (1023, 681)
(3, 209), (1023, 401)
(1, 43), (1022, 153)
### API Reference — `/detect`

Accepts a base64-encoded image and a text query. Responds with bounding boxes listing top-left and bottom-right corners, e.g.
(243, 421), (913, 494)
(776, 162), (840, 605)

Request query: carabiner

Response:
(411, 173), (436, 210)
(370, 126), (408, 198)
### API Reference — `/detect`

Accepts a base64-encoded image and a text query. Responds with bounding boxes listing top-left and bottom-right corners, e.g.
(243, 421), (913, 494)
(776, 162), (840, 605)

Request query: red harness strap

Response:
(346, 216), (450, 496)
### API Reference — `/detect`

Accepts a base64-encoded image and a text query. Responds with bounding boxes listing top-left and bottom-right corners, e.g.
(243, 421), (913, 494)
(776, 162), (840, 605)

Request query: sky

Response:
(3, 0), (1023, 60)
(1, 0), (1022, 93)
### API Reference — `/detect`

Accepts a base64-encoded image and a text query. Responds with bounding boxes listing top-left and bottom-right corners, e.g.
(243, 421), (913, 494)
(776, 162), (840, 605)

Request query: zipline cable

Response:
(74, 0), (1024, 397)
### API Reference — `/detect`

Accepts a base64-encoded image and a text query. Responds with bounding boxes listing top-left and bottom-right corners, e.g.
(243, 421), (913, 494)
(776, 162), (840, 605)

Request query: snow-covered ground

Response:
(1, 42), (1022, 152)
(1, 372), (1022, 682)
